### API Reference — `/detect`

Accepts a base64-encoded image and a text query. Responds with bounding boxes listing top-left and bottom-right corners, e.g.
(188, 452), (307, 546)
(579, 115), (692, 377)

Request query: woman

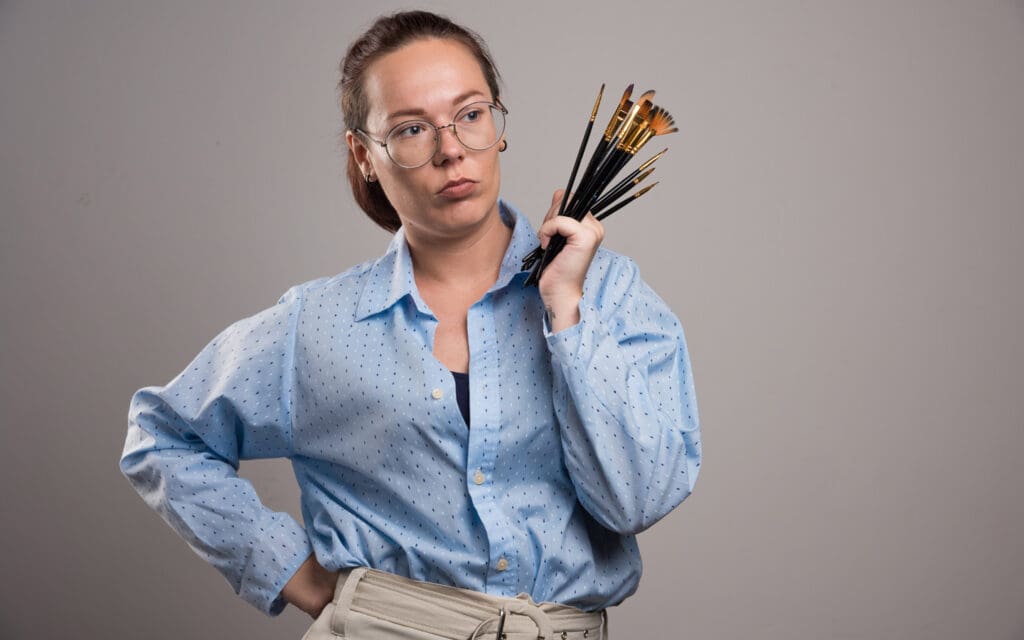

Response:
(120, 10), (701, 639)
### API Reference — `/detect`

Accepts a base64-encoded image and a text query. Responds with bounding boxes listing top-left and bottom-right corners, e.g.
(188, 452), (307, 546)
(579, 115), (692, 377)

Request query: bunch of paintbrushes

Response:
(522, 83), (678, 287)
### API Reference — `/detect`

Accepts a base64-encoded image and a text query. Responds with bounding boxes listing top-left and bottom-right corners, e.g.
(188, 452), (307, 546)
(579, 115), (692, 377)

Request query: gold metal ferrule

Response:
(623, 118), (653, 154)
(602, 86), (634, 141)
(589, 84), (605, 122)
(636, 148), (667, 173)
(628, 126), (656, 154)
(633, 181), (658, 199)
(634, 167), (655, 185)
(614, 102), (646, 150)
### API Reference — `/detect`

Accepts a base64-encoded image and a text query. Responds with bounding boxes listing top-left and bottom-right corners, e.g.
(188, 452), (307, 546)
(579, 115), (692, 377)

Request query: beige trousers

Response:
(301, 567), (608, 640)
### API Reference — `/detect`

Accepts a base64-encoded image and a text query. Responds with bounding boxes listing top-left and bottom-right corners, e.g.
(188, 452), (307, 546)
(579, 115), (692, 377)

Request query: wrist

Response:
(282, 553), (337, 617)
(543, 293), (582, 333)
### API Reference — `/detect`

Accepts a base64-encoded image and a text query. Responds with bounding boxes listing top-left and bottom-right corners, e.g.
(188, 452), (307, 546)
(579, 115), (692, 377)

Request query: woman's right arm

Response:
(119, 285), (314, 616)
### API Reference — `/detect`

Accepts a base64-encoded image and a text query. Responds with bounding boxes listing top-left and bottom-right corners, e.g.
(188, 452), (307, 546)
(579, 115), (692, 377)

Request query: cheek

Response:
(377, 168), (428, 213)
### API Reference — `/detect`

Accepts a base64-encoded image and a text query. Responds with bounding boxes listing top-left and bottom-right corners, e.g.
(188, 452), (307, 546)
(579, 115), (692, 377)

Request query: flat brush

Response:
(557, 84), (604, 219)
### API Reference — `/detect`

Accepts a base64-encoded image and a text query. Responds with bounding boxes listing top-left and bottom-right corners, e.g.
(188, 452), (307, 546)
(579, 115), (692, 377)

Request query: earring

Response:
(365, 173), (375, 183)
(499, 140), (508, 152)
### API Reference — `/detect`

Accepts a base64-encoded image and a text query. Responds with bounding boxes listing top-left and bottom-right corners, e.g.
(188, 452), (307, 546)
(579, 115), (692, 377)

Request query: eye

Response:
(393, 122), (430, 139)
(460, 108), (482, 123)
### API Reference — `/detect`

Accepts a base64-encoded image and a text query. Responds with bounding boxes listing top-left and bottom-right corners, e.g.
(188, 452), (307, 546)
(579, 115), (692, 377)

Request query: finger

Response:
(543, 189), (567, 223)
(538, 215), (600, 249)
(538, 215), (577, 249)
(579, 211), (606, 243)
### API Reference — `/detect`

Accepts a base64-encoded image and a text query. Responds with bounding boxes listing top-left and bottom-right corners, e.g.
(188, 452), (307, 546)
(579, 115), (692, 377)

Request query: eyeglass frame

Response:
(353, 101), (509, 169)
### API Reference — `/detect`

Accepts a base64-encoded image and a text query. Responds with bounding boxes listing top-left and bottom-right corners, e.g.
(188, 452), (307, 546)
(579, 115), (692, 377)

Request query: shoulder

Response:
(273, 254), (385, 324)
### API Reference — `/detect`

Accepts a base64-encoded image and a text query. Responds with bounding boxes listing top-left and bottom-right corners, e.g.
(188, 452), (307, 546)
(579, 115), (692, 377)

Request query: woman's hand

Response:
(537, 189), (605, 332)
(281, 553), (339, 619)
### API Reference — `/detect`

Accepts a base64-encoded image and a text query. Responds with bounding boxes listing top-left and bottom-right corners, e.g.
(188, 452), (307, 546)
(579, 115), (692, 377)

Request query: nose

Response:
(433, 124), (464, 164)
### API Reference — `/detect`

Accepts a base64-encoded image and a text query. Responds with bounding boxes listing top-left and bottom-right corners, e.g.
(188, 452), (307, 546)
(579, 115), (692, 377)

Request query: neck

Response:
(405, 205), (513, 288)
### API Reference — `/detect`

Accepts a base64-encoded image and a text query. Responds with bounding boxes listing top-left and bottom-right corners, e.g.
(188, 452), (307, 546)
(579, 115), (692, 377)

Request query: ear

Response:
(346, 130), (376, 180)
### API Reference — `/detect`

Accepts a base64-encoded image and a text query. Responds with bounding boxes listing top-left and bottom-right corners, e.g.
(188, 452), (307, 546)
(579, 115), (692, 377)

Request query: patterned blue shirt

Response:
(119, 200), (701, 616)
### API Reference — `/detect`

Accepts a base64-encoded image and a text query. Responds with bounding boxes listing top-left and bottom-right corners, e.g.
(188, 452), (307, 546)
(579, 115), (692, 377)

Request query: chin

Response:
(439, 192), (497, 225)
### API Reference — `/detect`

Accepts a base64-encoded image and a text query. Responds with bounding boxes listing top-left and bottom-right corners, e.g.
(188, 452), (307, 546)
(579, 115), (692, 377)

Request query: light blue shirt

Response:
(119, 200), (701, 615)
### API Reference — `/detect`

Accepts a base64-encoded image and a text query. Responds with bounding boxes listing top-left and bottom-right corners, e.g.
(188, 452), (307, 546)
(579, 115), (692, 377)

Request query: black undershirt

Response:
(450, 370), (470, 427)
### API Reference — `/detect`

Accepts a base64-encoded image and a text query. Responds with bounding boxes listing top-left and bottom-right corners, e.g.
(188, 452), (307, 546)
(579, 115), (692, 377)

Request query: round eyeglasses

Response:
(355, 101), (508, 169)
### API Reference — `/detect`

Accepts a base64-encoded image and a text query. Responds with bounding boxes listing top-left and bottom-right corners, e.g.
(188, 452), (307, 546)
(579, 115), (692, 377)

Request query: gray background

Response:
(2, 1), (1022, 638)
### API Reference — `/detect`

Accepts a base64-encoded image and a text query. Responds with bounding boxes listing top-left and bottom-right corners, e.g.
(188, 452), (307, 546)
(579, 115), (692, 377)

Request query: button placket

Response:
(465, 298), (519, 595)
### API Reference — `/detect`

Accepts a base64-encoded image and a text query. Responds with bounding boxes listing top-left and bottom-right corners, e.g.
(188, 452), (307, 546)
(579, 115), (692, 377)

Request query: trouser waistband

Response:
(328, 566), (606, 639)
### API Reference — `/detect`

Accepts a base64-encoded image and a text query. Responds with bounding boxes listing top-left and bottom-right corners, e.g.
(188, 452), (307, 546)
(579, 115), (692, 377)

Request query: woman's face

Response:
(348, 38), (504, 242)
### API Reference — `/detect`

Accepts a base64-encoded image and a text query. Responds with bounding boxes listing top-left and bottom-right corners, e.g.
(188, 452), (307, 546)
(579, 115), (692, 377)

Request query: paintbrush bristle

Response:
(649, 106), (678, 136)
(602, 84), (635, 140)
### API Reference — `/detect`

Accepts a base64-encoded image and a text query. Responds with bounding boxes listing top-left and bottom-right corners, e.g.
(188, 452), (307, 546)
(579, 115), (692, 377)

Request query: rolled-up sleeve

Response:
(118, 285), (312, 616)
(545, 254), (702, 535)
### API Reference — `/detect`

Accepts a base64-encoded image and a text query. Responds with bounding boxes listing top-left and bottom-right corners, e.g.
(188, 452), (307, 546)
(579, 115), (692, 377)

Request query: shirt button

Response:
(473, 469), (485, 485)
(496, 557), (509, 571)
(431, 388), (443, 400)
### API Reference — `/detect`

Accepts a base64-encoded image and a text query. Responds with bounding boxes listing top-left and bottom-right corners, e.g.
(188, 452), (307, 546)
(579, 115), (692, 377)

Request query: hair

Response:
(338, 10), (503, 233)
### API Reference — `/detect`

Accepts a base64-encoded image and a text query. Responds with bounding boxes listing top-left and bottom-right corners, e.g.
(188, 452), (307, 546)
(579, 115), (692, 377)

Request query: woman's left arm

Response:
(537, 199), (702, 535)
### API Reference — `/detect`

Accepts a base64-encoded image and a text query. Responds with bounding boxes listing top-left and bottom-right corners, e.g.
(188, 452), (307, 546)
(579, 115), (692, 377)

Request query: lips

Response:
(437, 178), (477, 198)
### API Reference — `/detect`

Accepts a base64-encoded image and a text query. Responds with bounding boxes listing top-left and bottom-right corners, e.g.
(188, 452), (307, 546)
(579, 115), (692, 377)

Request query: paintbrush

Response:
(596, 181), (659, 221)
(556, 84), (604, 220)
(591, 166), (655, 214)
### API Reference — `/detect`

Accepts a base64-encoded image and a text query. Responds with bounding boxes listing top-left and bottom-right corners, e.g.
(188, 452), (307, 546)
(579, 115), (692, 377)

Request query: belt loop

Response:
(332, 566), (355, 602)
(329, 567), (368, 638)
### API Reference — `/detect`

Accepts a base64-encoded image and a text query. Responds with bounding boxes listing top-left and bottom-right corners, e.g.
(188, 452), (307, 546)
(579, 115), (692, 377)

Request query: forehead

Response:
(362, 38), (490, 124)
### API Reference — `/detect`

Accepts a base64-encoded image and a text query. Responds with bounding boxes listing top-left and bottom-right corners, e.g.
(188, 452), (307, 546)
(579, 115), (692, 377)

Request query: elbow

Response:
(597, 457), (702, 536)
(591, 486), (694, 536)
(119, 386), (174, 495)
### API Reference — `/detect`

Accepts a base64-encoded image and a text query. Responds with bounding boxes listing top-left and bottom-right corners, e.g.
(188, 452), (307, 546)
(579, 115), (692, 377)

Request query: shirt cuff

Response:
(244, 513), (313, 616)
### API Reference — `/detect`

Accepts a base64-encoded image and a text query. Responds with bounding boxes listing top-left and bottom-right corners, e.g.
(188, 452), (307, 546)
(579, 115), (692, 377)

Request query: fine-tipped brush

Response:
(590, 148), (664, 214)
(556, 84), (604, 220)
(591, 166), (655, 214)
(596, 181), (658, 221)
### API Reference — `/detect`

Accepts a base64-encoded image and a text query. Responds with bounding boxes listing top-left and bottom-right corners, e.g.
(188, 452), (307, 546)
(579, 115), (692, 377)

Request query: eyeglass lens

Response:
(386, 102), (505, 168)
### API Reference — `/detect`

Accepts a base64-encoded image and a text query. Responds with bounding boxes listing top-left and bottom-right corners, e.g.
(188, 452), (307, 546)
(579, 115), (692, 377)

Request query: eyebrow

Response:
(386, 90), (487, 122)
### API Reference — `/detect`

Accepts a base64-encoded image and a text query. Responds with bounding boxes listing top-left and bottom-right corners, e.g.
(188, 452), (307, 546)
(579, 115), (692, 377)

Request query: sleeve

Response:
(118, 285), (313, 616)
(544, 254), (702, 535)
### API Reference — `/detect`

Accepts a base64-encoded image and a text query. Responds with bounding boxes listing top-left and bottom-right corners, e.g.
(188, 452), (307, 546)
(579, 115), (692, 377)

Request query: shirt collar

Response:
(354, 199), (537, 321)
